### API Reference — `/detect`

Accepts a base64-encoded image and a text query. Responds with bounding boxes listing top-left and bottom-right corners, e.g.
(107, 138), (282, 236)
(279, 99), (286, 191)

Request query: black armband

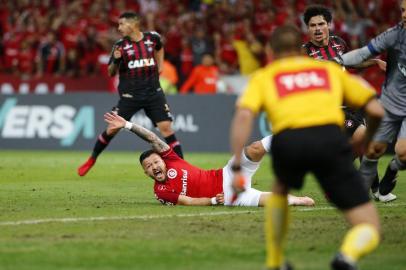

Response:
(231, 164), (242, 172)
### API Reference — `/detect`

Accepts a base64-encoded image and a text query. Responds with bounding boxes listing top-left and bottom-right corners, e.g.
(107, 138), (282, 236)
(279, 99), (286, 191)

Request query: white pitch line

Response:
(297, 202), (406, 212)
(0, 210), (261, 227)
(1, 202), (405, 227)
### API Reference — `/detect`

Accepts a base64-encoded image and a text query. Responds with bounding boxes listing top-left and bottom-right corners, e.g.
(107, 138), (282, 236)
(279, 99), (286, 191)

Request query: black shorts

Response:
(112, 91), (173, 125)
(343, 107), (364, 137)
(271, 125), (370, 210)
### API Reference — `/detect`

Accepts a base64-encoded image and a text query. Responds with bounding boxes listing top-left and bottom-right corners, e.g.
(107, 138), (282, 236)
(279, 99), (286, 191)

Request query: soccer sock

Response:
(91, 131), (114, 159)
(379, 156), (404, 195)
(260, 135), (273, 153)
(358, 157), (379, 189)
(340, 223), (380, 262)
(370, 174), (380, 193)
(265, 193), (289, 269)
(165, 134), (183, 158)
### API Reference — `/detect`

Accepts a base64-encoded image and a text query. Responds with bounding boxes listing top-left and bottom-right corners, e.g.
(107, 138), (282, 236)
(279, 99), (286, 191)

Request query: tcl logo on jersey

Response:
(275, 69), (330, 97)
(128, 58), (155, 69)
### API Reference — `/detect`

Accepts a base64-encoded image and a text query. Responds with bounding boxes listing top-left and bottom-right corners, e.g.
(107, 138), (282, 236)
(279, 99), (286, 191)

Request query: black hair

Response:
(269, 25), (302, 54)
(139, 149), (158, 165)
(119, 11), (140, 20)
(303, 5), (332, 25)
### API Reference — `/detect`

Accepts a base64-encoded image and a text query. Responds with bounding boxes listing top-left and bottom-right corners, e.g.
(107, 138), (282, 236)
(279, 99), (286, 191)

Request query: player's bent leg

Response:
(378, 138), (406, 198)
(245, 135), (272, 162)
(359, 141), (387, 189)
(77, 127), (118, 177)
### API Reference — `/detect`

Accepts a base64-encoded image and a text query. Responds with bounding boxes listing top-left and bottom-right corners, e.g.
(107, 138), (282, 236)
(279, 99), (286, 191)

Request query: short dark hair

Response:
(139, 149), (158, 165)
(119, 11), (140, 21)
(303, 5), (332, 25)
(269, 25), (302, 54)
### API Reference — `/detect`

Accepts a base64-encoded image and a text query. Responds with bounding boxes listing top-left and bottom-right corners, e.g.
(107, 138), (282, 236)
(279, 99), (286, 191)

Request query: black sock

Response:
(379, 161), (398, 195)
(91, 131), (114, 159)
(371, 174), (379, 193)
(165, 134), (183, 158)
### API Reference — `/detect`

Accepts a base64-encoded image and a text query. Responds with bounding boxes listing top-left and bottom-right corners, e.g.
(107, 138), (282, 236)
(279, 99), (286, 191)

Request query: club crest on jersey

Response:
(127, 50), (134, 56)
(167, 168), (177, 179)
(128, 58), (155, 69)
(345, 120), (354, 128)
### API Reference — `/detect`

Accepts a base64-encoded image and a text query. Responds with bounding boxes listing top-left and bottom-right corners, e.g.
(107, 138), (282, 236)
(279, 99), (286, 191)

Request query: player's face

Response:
(142, 153), (167, 182)
(118, 18), (136, 36)
(402, 0), (406, 27)
(307, 15), (330, 46)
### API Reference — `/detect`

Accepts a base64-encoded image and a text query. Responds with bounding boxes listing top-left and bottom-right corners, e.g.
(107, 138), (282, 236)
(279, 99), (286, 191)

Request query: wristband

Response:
(211, 197), (218, 205)
(231, 164), (242, 172)
(124, 121), (133, 130)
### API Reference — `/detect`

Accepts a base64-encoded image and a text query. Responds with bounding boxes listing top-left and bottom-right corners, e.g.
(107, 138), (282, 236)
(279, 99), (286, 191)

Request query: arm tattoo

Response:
(129, 123), (170, 152)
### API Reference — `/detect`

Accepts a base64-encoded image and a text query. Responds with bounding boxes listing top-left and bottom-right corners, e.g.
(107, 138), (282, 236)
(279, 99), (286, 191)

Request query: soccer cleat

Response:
(77, 157), (96, 176)
(331, 253), (358, 270)
(378, 166), (398, 195)
(373, 191), (397, 203)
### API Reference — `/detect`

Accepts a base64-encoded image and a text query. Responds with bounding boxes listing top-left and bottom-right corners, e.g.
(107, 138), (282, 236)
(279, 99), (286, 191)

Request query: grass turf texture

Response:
(0, 151), (405, 270)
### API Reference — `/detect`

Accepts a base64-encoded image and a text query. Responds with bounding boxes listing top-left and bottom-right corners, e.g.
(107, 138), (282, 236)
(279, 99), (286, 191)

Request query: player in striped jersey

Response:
(78, 12), (183, 176)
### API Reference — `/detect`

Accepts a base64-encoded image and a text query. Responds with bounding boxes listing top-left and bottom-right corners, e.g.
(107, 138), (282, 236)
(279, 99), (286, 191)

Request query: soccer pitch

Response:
(0, 151), (405, 270)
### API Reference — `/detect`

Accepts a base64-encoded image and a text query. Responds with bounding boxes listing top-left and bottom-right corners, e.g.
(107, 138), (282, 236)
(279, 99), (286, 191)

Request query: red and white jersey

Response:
(154, 149), (223, 205)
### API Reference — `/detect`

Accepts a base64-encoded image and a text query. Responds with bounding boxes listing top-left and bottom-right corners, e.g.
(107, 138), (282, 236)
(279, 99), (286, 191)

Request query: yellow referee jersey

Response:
(237, 56), (376, 134)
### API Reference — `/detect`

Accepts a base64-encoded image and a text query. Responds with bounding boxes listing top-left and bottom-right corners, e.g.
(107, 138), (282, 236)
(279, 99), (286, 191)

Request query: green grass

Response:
(0, 151), (405, 270)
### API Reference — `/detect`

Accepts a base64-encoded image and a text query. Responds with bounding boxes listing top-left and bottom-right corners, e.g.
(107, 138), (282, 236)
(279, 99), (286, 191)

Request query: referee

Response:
(230, 25), (384, 270)
(78, 12), (183, 176)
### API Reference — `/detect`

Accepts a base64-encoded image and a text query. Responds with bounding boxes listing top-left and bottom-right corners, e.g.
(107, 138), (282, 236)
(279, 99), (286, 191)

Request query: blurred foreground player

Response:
(230, 25), (383, 270)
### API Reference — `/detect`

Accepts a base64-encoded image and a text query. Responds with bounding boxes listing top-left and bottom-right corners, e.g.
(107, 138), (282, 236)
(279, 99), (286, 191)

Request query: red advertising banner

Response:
(0, 75), (116, 94)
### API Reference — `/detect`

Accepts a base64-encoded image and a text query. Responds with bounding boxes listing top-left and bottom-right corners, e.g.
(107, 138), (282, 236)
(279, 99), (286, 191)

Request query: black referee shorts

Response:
(271, 125), (370, 210)
(112, 91), (173, 126)
(343, 107), (364, 137)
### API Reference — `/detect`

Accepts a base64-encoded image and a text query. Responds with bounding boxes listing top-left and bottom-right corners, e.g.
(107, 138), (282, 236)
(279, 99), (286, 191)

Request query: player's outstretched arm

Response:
(340, 46), (373, 67)
(177, 193), (224, 206)
(104, 112), (170, 153)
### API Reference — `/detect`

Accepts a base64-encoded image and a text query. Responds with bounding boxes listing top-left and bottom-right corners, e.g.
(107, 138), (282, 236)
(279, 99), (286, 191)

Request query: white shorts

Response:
(222, 151), (263, 206)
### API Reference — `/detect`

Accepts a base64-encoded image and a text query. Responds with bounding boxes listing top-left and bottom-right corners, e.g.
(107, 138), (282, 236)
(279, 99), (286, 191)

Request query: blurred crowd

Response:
(0, 0), (400, 90)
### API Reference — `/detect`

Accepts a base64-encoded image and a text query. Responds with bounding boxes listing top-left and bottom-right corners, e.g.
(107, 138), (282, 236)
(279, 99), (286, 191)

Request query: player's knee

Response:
(395, 143), (406, 163)
(365, 143), (386, 159)
(245, 141), (266, 162)
(157, 122), (174, 136)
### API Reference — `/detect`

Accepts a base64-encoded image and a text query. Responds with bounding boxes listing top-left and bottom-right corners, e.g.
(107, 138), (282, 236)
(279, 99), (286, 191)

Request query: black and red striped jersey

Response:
(302, 35), (348, 64)
(109, 31), (163, 97)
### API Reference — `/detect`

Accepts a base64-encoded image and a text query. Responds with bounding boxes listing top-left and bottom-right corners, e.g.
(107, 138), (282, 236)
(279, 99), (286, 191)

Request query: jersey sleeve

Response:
(154, 189), (179, 205)
(339, 66), (376, 108)
(149, 31), (163, 51)
(236, 71), (265, 114)
(108, 40), (122, 65)
(368, 25), (398, 55)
